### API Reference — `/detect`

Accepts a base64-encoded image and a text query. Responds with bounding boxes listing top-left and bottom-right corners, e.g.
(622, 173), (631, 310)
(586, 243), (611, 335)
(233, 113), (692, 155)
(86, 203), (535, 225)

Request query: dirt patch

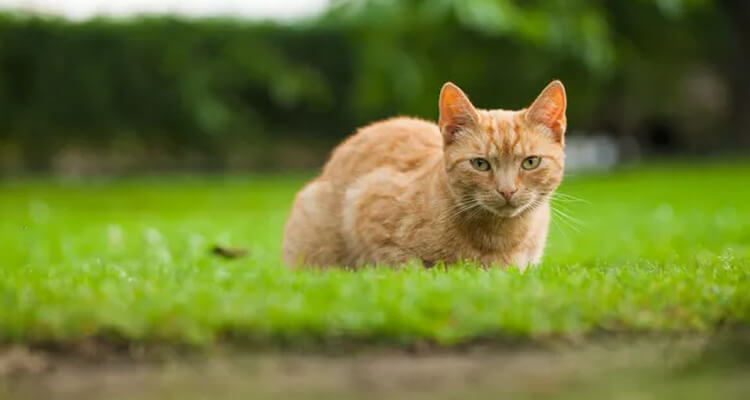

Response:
(3, 334), (749, 400)
(0, 346), (49, 376)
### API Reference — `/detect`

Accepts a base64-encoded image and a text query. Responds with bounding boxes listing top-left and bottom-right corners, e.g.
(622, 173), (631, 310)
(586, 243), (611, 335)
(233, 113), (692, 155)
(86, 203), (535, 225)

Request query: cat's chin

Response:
(478, 201), (525, 218)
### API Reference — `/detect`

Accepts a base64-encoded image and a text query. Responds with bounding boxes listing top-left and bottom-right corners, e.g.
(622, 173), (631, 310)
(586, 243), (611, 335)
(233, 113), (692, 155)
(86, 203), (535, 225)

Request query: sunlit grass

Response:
(0, 163), (749, 346)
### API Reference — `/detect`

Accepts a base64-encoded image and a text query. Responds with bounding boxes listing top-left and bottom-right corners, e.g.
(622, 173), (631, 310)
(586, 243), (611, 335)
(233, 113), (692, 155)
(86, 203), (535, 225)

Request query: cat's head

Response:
(438, 81), (566, 218)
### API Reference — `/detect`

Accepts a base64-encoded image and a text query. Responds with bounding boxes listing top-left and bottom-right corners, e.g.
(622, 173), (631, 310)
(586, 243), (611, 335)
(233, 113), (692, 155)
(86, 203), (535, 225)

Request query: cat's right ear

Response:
(439, 82), (478, 145)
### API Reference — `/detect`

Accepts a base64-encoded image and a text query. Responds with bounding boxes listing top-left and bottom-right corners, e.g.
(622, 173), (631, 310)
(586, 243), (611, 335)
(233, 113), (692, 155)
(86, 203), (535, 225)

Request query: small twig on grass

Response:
(211, 245), (248, 259)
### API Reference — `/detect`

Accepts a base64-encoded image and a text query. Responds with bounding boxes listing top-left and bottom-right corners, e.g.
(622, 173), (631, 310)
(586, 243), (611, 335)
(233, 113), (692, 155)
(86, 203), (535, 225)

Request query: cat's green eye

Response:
(470, 158), (491, 171)
(521, 156), (542, 170)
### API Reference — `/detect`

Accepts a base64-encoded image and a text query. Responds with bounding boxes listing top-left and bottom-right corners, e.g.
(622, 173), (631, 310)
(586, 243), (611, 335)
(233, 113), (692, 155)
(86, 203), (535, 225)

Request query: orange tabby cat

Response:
(283, 81), (567, 269)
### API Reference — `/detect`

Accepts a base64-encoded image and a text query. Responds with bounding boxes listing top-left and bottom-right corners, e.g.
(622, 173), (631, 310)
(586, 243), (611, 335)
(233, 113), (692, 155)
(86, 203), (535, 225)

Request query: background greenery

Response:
(0, 0), (748, 173)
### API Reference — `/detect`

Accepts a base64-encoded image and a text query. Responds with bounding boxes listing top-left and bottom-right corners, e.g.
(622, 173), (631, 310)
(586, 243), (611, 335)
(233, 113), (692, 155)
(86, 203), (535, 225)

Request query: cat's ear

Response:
(525, 80), (567, 144)
(439, 82), (479, 145)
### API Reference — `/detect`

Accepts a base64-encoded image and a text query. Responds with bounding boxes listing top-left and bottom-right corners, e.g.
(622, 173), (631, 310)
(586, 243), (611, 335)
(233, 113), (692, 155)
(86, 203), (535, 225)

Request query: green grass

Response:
(1, 162), (749, 346)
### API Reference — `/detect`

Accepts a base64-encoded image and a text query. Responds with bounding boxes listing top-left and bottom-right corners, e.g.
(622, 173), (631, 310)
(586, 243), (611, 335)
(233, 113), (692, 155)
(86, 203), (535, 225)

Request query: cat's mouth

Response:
(478, 200), (525, 218)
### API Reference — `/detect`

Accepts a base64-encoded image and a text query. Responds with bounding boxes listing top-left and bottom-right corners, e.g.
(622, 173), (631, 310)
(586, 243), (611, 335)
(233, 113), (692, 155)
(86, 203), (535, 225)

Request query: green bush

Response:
(0, 1), (739, 171)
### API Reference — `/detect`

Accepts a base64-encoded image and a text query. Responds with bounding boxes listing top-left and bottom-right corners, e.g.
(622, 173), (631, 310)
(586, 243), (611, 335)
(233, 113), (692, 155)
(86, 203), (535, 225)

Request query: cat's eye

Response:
(521, 156), (542, 170)
(470, 158), (491, 171)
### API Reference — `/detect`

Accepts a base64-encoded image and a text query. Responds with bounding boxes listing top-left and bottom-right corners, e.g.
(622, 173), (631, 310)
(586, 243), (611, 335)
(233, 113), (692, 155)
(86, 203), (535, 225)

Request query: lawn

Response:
(1, 162), (749, 347)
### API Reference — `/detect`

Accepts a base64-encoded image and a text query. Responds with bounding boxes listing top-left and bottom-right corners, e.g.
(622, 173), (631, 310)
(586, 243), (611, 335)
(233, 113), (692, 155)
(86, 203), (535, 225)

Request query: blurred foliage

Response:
(0, 0), (742, 171)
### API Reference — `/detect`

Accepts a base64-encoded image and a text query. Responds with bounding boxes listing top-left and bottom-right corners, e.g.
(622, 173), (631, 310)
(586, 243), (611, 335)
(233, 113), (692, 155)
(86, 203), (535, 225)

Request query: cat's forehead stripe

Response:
(477, 114), (493, 154)
(488, 118), (500, 154)
(476, 112), (558, 158)
(495, 118), (507, 153)
(487, 115), (522, 156)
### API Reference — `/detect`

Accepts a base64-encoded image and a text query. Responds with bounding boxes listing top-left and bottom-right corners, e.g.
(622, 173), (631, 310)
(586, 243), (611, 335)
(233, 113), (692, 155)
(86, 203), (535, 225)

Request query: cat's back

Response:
(320, 117), (443, 185)
(283, 117), (442, 267)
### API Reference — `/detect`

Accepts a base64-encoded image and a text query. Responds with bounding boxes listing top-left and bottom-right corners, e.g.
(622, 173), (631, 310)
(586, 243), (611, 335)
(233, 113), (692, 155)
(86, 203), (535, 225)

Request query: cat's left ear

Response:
(439, 82), (479, 145)
(525, 80), (567, 144)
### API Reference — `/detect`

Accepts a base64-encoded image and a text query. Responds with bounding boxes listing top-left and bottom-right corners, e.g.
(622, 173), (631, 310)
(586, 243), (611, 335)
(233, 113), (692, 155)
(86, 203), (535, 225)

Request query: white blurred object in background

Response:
(0, 0), (329, 20)
(564, 132), (620, 172)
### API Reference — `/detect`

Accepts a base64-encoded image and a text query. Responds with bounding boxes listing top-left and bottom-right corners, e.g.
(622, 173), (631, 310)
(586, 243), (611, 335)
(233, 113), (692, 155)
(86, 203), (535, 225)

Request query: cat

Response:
(283, 81), (567, 269)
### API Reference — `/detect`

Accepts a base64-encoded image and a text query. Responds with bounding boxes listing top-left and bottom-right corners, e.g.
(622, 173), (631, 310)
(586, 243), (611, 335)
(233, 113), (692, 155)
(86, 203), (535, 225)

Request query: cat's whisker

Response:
(442, 197), (483, 221)
(524, 199), (545, 213)
(551, 192), (590, 204)
(538, 199), (570, 238)
(549, 206), (582, 233)
(550, 214), (580, 234)
(464, 203), (486, 221)
(553, 191), (581, 199)
(549, 213), (567, 238)
(550, 206), (583, 225)
(448, 205), (481, 221)
(550, 203), (585, 225)
(550, 197), (580, 204)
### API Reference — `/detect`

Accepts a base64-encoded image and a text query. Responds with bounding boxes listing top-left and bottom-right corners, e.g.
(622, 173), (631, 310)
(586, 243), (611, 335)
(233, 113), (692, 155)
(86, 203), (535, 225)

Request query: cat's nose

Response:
(498, 188), (518, 201)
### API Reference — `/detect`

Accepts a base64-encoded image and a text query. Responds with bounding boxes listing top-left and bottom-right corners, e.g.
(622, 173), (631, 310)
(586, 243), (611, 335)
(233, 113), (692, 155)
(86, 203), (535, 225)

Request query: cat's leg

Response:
(282, 180), (345, 267)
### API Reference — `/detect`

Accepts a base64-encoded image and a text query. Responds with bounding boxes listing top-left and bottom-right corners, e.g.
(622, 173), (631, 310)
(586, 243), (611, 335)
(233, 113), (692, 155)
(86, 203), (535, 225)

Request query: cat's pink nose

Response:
(498, 188), (517, 201)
